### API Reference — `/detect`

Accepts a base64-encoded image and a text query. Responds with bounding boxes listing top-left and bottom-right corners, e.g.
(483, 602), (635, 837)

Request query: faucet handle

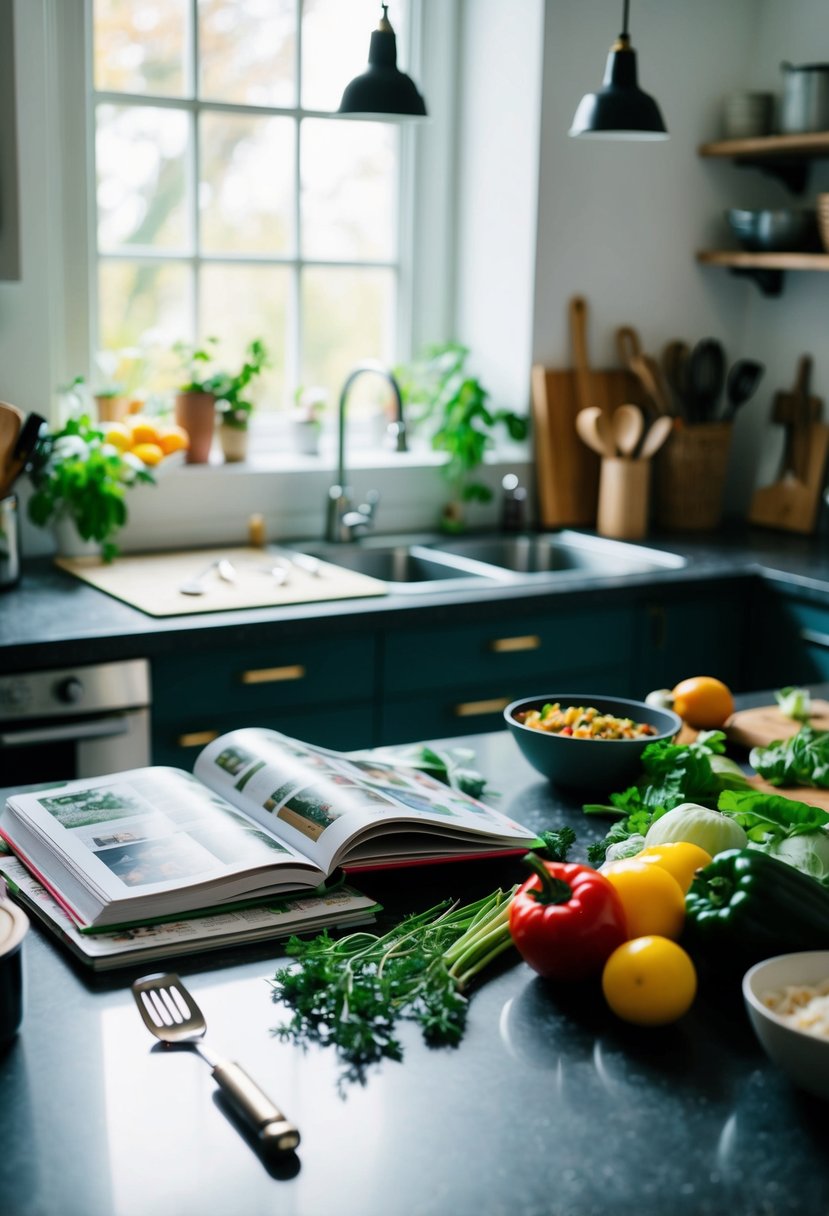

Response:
(358, 488), (380, 521)
(386, 418), (408, 452)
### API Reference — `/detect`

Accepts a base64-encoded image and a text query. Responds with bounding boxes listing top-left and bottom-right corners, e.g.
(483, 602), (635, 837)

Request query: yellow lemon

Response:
(103, 422), (132, 452)
(130, 441), (165, 467)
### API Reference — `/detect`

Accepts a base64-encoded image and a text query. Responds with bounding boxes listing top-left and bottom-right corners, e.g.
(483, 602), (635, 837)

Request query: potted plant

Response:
(212, 338), (268, 463)
(27, 414), (155, 562)
(172, 338), (222, 464)
(172, 338), (268, 463)
(396, 343), (529, 531)
(290, 386), (327, 456)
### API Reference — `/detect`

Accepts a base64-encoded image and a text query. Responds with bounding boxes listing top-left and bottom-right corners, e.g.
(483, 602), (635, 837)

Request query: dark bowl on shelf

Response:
(504, 693), (682, 791)
(726, 208), (821, 253)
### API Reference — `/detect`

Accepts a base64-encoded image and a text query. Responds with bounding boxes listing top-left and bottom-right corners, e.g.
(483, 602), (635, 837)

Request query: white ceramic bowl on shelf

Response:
(742, 951), (829, 1102)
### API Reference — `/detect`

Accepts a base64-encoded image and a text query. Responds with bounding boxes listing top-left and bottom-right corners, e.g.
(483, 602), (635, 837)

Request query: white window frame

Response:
(44, 0), (458, 449)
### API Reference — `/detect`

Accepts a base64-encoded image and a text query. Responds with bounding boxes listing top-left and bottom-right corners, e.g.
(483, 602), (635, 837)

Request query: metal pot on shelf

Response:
(780, 61), (829, 134)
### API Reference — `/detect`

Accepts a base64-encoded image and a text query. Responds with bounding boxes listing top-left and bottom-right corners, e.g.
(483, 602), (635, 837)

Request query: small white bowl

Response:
(743, 952), (829, 1101)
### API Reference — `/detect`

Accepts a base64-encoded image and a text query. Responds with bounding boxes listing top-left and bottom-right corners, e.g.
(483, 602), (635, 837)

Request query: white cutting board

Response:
(56, 546), (388, 617)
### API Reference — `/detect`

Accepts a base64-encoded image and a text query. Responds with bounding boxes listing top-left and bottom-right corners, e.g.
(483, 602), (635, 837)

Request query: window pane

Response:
(98, 261), (192, 391)
(200, 264), (290, 409)
(93, 0), (189, 97)
(301, 267), (395, 405)
(200, 114), (295, 255)
(302, 0), (409, 113)
(198, 0), (296, 107)
(301, 119), (396, 260)
(97, 104), (190, 251)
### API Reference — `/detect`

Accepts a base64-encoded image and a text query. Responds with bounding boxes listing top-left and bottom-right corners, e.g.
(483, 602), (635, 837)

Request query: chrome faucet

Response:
(325, 360), (408, 542)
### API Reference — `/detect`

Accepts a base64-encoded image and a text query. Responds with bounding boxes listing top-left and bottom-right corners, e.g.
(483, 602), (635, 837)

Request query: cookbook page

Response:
(2, 766), (318, 909)
(195, 727), (536, 874)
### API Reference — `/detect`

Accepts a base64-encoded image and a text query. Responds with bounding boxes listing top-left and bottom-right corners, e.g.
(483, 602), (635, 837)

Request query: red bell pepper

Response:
(508, 855), (628, 981)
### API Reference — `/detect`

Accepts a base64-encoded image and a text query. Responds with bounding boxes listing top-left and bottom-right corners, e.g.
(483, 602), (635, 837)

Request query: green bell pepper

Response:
(684, 847), (829, 966)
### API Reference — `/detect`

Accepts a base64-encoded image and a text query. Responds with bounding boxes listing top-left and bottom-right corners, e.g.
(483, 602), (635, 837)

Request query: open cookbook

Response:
(0, 727), (538, 932)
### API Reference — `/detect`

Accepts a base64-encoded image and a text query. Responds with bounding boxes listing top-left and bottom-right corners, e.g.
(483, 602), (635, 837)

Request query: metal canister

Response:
(780, 61), (829, 134)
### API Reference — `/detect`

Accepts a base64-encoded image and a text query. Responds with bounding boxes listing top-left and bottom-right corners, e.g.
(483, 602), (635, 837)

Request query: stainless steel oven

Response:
(0, 659), (151, 784)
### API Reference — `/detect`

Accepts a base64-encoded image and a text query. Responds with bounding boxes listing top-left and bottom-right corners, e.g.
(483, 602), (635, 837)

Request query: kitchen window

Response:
(88, 0), (421, 426)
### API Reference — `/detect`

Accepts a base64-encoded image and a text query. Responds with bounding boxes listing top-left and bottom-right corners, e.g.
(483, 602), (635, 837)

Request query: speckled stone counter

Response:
(2, 726), (827, 1216)
(4, 524), (829, 672)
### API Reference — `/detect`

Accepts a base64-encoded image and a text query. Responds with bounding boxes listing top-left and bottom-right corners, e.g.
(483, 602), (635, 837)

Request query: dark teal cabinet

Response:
(631, 585), (747, 698)
(151, 634), (376, 764)
(379, 603), (634, 744)
(750, 590), (829, 688)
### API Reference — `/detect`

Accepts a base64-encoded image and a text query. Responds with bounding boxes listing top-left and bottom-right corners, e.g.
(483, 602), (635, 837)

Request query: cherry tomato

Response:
(634, 842), (713, 894)
(602, 935), (697, 1026)
(600, 859), (686, 941)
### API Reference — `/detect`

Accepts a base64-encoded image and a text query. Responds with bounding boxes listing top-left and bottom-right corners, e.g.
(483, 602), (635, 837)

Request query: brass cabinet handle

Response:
(177, 729), (220, 748)
(240, 664), (306, 685)
(488, 635), (541, 654)
(454, 696), (512, 717)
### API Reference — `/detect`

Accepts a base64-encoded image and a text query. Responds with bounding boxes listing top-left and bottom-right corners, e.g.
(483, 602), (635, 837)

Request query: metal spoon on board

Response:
(179, 558), (237, 596)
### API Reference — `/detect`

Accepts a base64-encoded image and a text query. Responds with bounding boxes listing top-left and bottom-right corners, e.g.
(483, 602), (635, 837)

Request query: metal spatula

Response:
(132, 972), (300, 1154)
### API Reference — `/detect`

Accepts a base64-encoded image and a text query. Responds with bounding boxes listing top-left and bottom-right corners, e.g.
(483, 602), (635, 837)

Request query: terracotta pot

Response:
(219, 422), (249, 463)
(174, 392), (216, 464)
(95, 395), (131, 424)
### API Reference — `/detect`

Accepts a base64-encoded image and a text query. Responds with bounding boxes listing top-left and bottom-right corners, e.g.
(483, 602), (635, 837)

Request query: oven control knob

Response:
(55, 677), (84, 705)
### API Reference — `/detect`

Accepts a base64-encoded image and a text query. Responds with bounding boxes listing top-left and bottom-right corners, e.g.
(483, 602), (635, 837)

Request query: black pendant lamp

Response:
(338, 4), (427, 121)
(569, 0), (668, 140)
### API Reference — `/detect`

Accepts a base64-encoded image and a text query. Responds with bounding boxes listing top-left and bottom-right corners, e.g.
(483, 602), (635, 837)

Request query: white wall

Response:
(530, 0), (829, 516)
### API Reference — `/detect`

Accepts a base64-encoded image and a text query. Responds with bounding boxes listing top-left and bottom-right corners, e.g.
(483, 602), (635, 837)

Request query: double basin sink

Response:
(293, 530), (687, 594)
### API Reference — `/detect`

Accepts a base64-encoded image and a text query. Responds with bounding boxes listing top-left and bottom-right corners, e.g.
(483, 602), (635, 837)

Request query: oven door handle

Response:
(0, 717), (131, 747)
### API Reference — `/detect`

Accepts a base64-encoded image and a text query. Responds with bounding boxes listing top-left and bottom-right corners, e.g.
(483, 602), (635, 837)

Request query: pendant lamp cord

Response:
(621, 0), (630, 38)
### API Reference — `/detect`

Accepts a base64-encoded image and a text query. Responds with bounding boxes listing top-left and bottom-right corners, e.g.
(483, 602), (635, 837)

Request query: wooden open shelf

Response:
(698, 130), (829, 193)
(696, 250), (829, 295)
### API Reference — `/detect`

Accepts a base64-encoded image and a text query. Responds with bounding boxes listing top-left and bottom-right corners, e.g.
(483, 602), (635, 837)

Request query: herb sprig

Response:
(270, 887), (517, 1089)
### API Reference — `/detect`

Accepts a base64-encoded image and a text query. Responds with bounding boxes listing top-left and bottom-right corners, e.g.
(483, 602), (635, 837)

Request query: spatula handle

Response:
(212, 1060), (300, 1153)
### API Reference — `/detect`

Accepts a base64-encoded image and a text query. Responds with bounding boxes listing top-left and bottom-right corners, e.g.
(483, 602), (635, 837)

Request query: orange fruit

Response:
(103, 421), (132, 452)
(671, 676), (734, 729)
(157, 424), (190, 455)
(130, 441), (165, 467)
(128, 417), (163, 446)
(602, 936), (697, 1027)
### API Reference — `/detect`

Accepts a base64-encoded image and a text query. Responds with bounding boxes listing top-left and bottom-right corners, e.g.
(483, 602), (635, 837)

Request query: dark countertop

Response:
(4, 524), (829, 671)
(2, 720), (828, 1216)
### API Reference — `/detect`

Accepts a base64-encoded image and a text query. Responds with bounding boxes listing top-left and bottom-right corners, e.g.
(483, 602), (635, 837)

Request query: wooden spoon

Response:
(575, 406), (615, 457)
(612, 404), (644, 458)
(0, 403), (23, 498)
(638, 415), (674, 460)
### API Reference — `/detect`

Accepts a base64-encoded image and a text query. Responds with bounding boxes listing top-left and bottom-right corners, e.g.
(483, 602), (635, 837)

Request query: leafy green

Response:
(717, 788), (829, 843)
(583, 731), (750, 865)
(27, 414), (154, 561)
(535, 827), (576, 862)
(775, 686), (812, 724)
(750, 726), (829, 788)
(270, 888), (517, 1089)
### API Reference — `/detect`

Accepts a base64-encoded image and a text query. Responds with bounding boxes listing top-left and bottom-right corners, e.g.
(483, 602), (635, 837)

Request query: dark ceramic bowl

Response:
(726, 208), (820, 253)
(504, 694), (682, 791)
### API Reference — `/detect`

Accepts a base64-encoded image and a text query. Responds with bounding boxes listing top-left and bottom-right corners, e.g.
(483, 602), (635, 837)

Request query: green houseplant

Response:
(396, 343), (529, 530)
(27, 414), (154, 562)
(172, 337), (268, 463)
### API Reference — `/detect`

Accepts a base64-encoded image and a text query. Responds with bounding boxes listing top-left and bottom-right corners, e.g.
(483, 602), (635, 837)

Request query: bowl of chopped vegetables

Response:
(743, 951), (829, 1102)
(504, 694), (682, 790)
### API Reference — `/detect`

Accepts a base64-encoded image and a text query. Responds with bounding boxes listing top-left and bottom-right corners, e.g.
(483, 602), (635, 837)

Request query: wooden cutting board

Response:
(746, 772), (829, 813)
(531, 365), (647, 527)
(725, 699), (829, 750)
(55, 547), (389, 617)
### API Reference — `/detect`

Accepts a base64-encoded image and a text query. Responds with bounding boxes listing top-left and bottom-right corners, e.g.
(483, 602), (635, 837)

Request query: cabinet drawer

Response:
(152, 635), (375, 721)
(384, 606), (634, 695)
(151, 702), (375, 767)
(379, 664), (631, 745)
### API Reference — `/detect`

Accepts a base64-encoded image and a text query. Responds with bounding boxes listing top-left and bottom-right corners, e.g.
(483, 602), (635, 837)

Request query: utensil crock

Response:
(0, 494), (21, 589)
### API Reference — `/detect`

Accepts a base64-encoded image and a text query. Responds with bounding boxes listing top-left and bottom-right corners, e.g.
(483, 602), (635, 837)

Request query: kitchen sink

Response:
(293, 541), (514, 591)
(427, 530), (687, 577)
(289, 531), (686, 593)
